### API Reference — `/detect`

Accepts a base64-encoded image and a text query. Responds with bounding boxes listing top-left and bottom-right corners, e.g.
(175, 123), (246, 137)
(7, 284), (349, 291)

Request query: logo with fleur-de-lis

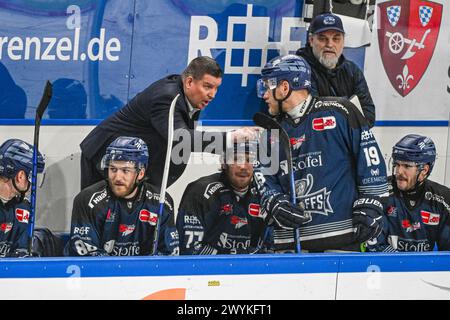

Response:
(377, 0), (442, 97)
(396, 65), (414, 90)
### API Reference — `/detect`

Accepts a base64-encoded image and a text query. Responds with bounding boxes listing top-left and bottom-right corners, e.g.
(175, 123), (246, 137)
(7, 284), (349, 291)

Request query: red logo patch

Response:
(290, 135), (306, 150)
(15, 208), (29, 223)
(230, 216), (248, 229)
(387, 205), (397, 216)
(377, 0), (442, 96)
(139, 209), (158, 226)
(312, 117), (336, 131)
(248, 203), (261, 217)
(220, 204), (233, 215)
(1, 223), (12, 234)
(401, 219), (421, 232)
(119, 224), (135, 236)
(421, 210), (440, 225)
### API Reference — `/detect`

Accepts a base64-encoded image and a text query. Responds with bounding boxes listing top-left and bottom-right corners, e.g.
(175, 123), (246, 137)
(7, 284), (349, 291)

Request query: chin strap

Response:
(11, 175), (29, 203)
(272, 87), (292, 120)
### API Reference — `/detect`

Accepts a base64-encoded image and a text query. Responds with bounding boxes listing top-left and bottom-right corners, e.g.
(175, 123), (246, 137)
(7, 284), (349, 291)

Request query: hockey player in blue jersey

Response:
(255, 54), (389, 252)
(177, 141), (271, 254)
(0, 139), (45, 257)
(368, 135), (450, 252)
(65, 136), (179, 256)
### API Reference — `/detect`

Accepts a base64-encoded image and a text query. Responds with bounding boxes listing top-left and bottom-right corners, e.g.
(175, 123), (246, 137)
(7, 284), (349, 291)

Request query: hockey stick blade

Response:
(35, 81), (53, 121)
(28, 81), (53, 255)
(152, 93), (180, 255)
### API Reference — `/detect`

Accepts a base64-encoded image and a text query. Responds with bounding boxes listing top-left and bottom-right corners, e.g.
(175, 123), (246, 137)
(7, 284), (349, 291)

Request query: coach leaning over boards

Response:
(80, 56), (256, 190)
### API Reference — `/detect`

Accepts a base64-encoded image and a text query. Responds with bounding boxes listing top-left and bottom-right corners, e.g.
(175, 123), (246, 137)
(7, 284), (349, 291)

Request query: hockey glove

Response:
(265, 194), (311, 229)
(352, 197), (383, 243)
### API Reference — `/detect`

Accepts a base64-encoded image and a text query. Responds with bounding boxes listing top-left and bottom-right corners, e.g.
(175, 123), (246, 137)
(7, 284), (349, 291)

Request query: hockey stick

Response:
(152, 93), (180, 255)
(28, 81), (52, 255)
(253, 112), (301, 253)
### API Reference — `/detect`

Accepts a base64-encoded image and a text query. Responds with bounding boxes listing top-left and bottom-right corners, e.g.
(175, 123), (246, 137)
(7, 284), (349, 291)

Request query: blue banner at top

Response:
(0, 0), (306, 123)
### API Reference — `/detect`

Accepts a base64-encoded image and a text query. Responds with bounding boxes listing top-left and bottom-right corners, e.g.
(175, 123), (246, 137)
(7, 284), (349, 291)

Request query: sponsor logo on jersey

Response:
(361, 130), (375, 141)
(145, 190), (153, 199)
(218, 232), (251, 252)
(248, 203), (261, 218)
(139, 209), (158, 226)
(230, 216), (248, 229)
(387, 205), (397, 217)
(296, 174), (333, 217)
(119, 224), (135, 237)
(370, 168), (380, 176)
(105, 209), (116, 223)
(1, 223), (13, 234)
(396, 238), (431, 252)
(151, 194), (174, 211)
(401, 219), (421, 232)
(290, 135), (305, 150)
(204, 182), (224, 199)
(15, 208), (29, 223)
(73, 226), (90, 236)
(184, 215), (201, 226)
(314, 101), (349, 114)
(377, 0), (442, 96)
(112, 244), (141, 256)
(88, 189), (108, 208)
(282, 153), (323, 176)
(220, 203), (233, 216)
(421, 210), (440, 225)
(425, 192), (450, 214)
(312, 116), (336, 131)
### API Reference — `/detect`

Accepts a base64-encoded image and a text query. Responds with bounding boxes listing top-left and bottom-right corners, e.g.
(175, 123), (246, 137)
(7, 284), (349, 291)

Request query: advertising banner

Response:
(0, 0), (306, 123)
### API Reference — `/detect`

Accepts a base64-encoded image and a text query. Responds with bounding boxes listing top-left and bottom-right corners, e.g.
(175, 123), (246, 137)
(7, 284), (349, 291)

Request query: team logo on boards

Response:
(378, 0), (442, 96)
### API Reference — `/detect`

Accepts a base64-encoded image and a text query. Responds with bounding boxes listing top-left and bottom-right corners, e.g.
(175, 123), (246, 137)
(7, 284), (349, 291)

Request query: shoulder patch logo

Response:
(204, 182), (224, 199)
(312, 116), (336, 131)
(139, 209), (158, 226)
(421, 210), (440, 225)
(15, 208), (29, 223)
(248, 203), (262, 218)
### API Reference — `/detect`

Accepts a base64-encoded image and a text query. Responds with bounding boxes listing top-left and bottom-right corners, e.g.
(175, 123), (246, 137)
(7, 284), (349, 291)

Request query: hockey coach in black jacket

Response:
(80, 56), (255, 190)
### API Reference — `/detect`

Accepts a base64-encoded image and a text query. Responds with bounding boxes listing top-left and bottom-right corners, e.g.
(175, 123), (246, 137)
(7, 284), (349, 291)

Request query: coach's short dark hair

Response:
(182, 56), (223, 80)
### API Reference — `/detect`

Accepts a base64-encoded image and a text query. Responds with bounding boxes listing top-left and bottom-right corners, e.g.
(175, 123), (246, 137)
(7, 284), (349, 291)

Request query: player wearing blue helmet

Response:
(255, 54), (388, 252)
(66, 136), (179, 256)
(368, 135), (450, 252)
(257, 54), (311, 118)
(0, 139), (45, 257)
